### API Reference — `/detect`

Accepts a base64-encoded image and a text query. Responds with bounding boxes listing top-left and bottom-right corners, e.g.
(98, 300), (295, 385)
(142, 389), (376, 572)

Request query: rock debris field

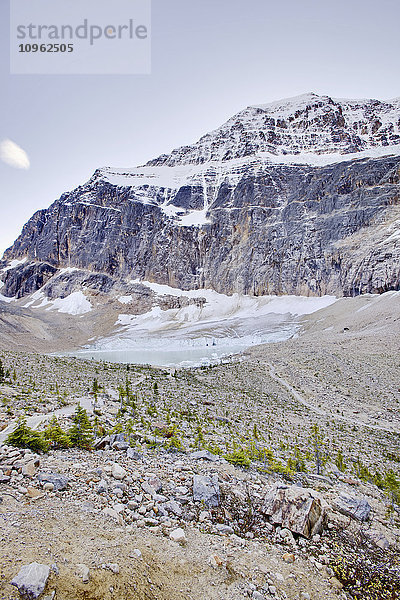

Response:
(0, 293), (399, 600)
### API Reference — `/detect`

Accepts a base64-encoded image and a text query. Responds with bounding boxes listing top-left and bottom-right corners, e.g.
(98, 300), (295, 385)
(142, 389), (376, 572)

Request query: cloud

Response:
(0, 139), (30, 169)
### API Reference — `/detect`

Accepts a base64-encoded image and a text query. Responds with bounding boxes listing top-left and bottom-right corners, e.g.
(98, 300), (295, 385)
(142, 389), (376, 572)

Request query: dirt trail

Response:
(265, 361), (398, 434)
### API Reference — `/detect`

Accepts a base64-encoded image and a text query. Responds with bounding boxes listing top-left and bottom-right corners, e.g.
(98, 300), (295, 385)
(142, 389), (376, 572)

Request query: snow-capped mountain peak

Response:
(144, 93), (400, 167)
(2, 92), (400, 302)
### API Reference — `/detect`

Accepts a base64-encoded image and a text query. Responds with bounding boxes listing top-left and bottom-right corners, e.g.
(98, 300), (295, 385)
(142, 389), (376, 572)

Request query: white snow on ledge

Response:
(131, 279), (337, 315)
(98, 144), (400, 192)
(118, 295), (133, 304)
(1, 257), (27, 272)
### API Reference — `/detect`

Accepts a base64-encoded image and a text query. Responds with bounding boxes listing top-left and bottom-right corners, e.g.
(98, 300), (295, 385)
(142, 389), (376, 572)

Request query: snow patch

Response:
(48, 291), (92, 315)
(131, 279), (336, 315)
(98, 144), (400, 198)
(2, 257), (27, 272)
(58, 267), (79, 275)
(118, 295), (133, 304)
(29, 290), (92, 315)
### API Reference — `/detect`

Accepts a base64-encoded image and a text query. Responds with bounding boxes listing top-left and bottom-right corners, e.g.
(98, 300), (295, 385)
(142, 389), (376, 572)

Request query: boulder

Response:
(108, 433), (129, 450)
(22, 458), (40, 477)
(26, 487), (44, 499)
(146, 476), (162, 493)
(190, 450), (219, 462)
(364, 529), (390, 550)
(102, 507), (122, 524)
(112, 441), (129, 451)
(93, 436), (110, 450)
(215, 523), (234, 535)
(11, 562), (50, 599)
(262, 483), (326, 538)
(111, 463), (126, 480)
(37, 472), (68, 491)
(333, 494), (371, 521)
(127, 448), (142, 460)
(163, 500), (182, 516)
(75, 564), (89, 583)
(96, 479), (108, 494)
(193, 474), (220, 508)
(169, 528), (186, 543)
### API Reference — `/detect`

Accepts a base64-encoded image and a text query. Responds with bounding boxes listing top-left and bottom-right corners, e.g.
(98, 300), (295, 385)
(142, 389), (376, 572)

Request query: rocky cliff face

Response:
(1, 93), (400, 299)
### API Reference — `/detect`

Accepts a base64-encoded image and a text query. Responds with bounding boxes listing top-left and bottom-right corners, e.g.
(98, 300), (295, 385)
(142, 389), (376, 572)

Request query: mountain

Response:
(1, 92), (400, 301)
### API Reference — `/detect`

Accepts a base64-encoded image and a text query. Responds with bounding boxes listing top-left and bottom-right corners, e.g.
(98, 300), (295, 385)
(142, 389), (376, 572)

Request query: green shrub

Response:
(224, 448), (251, 468)
(7, 418), (49, 452)
(335, 449), (347, 472)
(44, 416), (71, 448)
(68, 405), (93, 449)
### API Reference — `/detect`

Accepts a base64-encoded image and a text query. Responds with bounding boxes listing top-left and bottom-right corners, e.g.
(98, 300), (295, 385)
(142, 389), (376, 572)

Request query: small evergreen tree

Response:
(309, 424), (327, 475)
(44, 416), (71, 448)
(68, 405), (93, 449)
(335, 449), (347, 472)
(384, 470), (400, 522)
(7, 418), (49, 452)
(0, 358), (5, 383)
(194, 425), (205, 449)
(92, 378), (100, 394)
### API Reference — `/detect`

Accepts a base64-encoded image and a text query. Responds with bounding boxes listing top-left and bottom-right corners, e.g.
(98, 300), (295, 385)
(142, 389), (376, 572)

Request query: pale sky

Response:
(1, 0), (400, 256)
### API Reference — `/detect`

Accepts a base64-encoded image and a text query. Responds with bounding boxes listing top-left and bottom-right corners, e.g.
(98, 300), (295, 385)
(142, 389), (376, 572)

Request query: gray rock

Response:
(127, 448), (142, 460)
(146, 476), (162, 493)
(364, 529), (390, 550)
(215, 523), (234, 535)
(111, 463), (126, 480)
(112, 441), (129, 451)
(112, 487), (124, 498)
(75, 564), (89, 583)
(190, 450), (219, 462)
(96, 479), (108, 493)
(141, 482), (156, 497)
(102, 507), (121, 523)
(163, 500), (182, 516)
(263, 483), (326, 538)
(169, 527), (186, 543)
(110, 433), (129, 451)
(22, 459), (40, 477)
(193, 474), (220, 507)
(103, 563), (119, 574)
(37, 472), (68, 491)
(11, 562), (50, 599)
(93, 436), (110, 450)
(333, 494), (371, 521)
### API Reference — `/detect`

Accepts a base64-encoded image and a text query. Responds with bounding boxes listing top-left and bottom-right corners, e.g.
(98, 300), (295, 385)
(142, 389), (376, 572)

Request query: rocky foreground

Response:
(0, 294), (400, 600)
(0, 437), (398, 600)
